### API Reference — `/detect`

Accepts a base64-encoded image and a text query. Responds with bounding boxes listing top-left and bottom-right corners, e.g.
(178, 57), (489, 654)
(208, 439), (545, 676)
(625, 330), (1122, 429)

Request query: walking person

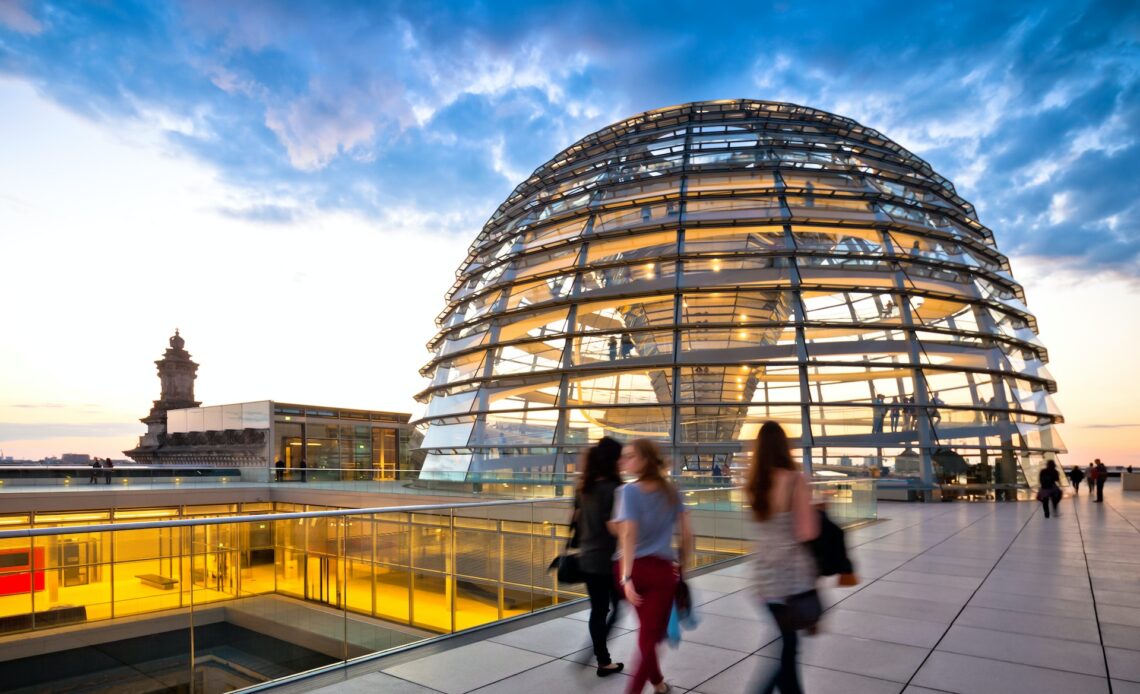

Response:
(1094, 459), (1108, 502)
(1038, 460), (1061, 518)
(102, 458), (113, 485)
(747, 421), (820, 694)
(1086, 463), (1096, 494)
(574, 437), (625, 677)
(1068, 465), (1084, 496)
(613, 439), (694, 694)
(89, 459), (100, 484)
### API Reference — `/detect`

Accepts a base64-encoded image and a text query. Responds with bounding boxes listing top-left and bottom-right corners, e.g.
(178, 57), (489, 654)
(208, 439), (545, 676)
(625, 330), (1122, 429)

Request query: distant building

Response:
(125, 332), (412, 480)
(60, 454), (92, 465)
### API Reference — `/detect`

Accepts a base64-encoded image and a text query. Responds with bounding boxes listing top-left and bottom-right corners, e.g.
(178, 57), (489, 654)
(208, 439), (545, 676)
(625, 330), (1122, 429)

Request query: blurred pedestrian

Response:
(1038, 460), (1061, 518)
(89, 459), (100, 484)
(613, 439), (694, 694)
(747, 421), (820, 694)
(1067, 465), (1084, 496)
(1094, 459), (1108, 502)
(102, 458), (113, 485)
(872, 395), (886, 433)
(574, 437), (624, 677)
(1086, 463), (1095, 494)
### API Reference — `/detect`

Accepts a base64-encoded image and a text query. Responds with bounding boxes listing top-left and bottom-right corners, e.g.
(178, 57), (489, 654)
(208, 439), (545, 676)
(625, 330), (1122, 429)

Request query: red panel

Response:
(0, 547), (45, 595)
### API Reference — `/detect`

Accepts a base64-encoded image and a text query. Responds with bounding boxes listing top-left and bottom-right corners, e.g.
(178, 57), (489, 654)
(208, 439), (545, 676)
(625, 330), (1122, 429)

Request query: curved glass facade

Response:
(414, 99), (1064, 486)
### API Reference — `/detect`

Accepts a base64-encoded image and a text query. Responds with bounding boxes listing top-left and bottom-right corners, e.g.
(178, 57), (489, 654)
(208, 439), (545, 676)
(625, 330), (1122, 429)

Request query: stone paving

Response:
(300, 482), (1140, 694)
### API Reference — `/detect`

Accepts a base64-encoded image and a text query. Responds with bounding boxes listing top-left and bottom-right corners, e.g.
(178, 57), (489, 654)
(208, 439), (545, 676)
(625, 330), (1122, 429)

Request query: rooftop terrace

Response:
(286, 483), (1140, 694)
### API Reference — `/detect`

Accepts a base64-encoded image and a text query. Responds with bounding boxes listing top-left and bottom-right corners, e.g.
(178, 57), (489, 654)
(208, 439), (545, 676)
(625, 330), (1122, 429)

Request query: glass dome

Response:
(414, 99), (1064, 486)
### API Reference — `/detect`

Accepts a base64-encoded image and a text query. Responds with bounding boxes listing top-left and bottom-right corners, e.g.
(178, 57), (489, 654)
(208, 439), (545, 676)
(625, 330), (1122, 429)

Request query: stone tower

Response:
(125, 330), (201, 461)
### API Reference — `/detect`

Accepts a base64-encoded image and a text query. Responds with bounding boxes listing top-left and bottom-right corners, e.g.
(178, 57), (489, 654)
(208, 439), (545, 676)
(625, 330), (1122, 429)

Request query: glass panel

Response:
(569, 329), (675, 366)
(683, 225), (786, 254)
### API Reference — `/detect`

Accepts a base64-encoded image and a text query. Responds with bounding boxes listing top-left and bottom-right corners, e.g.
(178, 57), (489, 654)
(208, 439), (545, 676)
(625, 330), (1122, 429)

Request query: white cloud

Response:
(0, 79), (466, 458)
(1047, 191), (1073, 224)
(0, 0), (41, 34)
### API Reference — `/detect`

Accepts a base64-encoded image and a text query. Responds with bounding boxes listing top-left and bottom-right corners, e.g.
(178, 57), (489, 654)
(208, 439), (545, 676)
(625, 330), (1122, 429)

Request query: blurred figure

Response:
(1068, 465), (1084, 496)
(574, 437), (625, 677)
(274, 458), (285, 482)
(1038, 460), (1061, 518)
(872, 395), (886, 433)
(102, 458), (113, 485)
(747, 422), (820, 694)
(613, 439), (694, 694)
(1086, 463), (1095, 494)
(889, 397), (901, 432)
(1094, 459), (1108, 502)
(89, 459), (100, 484)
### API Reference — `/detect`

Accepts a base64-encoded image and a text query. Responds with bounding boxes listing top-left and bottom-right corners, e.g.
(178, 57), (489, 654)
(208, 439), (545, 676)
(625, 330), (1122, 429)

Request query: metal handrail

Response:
(0, 479), (868, 540)
(0, 495), (573, 540)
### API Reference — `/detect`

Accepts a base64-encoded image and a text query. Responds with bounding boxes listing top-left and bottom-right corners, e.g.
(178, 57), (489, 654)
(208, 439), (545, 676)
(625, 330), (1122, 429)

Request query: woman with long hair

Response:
(573, 436), (625, 676)
(747, 422), (820, 694)
(611, 438), (694, 694)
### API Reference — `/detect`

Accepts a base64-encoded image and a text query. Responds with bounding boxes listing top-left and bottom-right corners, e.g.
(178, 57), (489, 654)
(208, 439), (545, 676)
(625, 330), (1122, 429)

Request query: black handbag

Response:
(771, 589), (822, 631)
(548, 502), (584, 585)
(674, 575), (692, 619)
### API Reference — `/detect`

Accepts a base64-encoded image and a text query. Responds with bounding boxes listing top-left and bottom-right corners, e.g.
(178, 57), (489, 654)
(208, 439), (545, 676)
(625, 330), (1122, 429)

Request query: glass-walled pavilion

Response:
(165, 401), (412, 481)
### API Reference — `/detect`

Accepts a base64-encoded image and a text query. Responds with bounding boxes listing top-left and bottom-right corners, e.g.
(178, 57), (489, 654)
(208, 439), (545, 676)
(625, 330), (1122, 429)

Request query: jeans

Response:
(583, 570), (619, 666)
(624, 556), (677, 694)
(761, 603), (802, 694)
(1096, 478), (1106, 502)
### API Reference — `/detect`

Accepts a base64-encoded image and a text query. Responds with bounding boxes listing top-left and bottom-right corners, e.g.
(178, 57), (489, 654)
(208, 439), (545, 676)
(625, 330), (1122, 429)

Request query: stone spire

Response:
(155, 328), (198, 410)
(125, 330), (201, 460)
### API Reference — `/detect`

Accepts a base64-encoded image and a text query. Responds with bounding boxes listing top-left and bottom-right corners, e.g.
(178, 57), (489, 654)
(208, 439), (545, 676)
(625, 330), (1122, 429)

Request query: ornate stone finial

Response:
(169, 329), (185, 351)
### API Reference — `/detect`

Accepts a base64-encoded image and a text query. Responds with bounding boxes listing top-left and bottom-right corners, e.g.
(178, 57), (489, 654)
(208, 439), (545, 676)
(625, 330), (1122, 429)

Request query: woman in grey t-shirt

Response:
(612, 439), (693, 694)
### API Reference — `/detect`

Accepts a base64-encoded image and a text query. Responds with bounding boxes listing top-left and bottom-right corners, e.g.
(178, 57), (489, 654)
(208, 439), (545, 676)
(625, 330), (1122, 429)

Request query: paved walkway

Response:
(303, 483), (1140, 694)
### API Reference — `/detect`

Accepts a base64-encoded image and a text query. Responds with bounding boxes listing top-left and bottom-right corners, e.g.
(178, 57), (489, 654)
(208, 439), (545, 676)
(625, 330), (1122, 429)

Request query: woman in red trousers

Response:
(612, 439), (694, 694)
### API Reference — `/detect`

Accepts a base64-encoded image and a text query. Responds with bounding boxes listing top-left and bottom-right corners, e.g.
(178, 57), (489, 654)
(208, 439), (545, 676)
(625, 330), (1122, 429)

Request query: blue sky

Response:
(3, 0), (1138, 270)
(1, 0), (1138, 461)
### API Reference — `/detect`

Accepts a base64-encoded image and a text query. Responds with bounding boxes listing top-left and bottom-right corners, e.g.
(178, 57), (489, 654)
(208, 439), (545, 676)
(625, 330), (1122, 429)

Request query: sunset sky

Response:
(1, 1), (1138, 465)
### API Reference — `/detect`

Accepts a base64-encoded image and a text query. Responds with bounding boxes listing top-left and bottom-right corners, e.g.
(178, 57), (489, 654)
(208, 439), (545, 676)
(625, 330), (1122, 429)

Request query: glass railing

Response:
(0, 482), (874, 693)
(0, 465), (244, 488)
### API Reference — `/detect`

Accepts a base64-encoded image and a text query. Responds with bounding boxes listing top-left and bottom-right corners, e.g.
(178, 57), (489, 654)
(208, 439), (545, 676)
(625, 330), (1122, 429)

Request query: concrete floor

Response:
(297, 481), (1140, 693)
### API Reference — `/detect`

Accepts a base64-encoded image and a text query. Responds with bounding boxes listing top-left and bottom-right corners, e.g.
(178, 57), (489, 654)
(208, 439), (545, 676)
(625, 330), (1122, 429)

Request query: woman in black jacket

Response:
(574, 436), (625, 677)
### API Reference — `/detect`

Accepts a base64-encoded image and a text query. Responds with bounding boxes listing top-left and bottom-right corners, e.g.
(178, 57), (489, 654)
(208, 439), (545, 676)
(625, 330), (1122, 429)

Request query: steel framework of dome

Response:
(414, 99), (1064, 486)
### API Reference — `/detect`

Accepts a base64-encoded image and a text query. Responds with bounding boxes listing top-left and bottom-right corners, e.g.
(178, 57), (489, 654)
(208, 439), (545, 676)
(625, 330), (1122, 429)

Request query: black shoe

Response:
(597, 663), (624, 677)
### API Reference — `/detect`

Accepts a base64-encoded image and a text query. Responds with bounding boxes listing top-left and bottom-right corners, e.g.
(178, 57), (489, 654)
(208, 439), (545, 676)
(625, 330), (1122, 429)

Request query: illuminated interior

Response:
(0, 492), (774, 639)
(415, 99), (1064, 487)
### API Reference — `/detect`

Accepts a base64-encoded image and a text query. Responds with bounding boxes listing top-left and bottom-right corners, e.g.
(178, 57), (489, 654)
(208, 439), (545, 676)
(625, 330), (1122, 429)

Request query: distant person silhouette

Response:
(889, 397), (900, 432)
(89, 460), (100, 484)
(620, 333), (634, 359)
(1086, 464), (1095, 494)
(1094, 459), (1108, 502)
(103, 458), (113, 485)
(1038, 460), (1061, 518)
(1068, 465), (1084, 496)
(275, 458), (285, 482)
(299, 458), (307, 483)
(608, 336), (617, 362)
(872, 395), (886, 433)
